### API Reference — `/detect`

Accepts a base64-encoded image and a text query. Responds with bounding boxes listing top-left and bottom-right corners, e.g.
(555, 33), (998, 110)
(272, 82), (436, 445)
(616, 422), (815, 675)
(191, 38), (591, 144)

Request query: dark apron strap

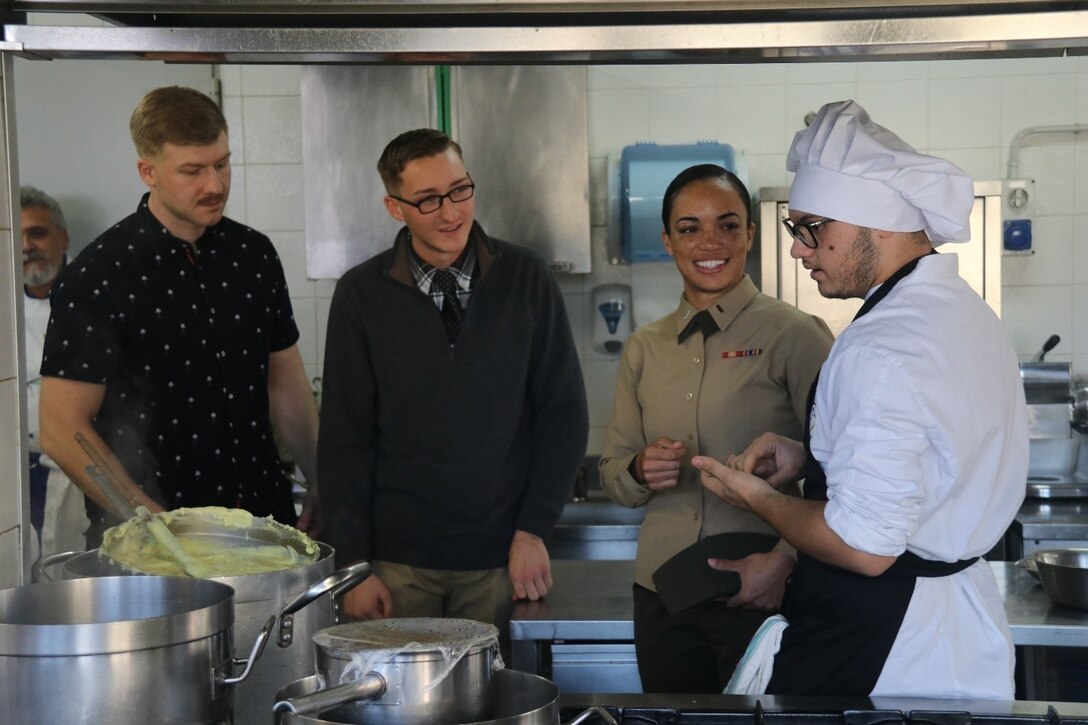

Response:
(769, 250), (978, 696)
(28, 452), (47, 548)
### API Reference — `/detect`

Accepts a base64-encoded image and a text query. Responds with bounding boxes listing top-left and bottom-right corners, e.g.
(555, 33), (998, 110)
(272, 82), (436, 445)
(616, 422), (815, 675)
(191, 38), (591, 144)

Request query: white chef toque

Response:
(787, 100), (974, 244)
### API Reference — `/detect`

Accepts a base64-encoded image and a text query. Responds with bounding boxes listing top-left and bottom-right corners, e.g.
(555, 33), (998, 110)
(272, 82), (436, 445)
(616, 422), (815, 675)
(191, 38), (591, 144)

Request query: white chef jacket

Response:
(25, 292), (89, 558)
(810, 253), (1027, 699)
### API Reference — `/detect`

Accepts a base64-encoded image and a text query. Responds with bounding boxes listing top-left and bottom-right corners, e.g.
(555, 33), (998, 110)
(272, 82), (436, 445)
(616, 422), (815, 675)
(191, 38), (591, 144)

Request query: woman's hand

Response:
(633, 437), (686, 491)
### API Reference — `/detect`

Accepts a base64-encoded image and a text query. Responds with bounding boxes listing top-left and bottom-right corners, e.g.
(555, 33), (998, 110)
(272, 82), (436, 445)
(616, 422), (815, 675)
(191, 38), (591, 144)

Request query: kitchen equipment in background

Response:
(0, 576), (272, 724)
(591, 284), (632, 355)
(1003, 178), (1035, 253)
(1034, 333), (1061, 362)
(619, 141), (742, 263)
(1021, 361), (1084, 498)
(758, 181), (1003, 336)
(301, 65), (591, 279)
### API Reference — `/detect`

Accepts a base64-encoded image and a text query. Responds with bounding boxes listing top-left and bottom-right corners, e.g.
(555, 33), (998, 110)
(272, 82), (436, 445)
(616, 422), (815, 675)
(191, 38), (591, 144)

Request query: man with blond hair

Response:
(39, 86), (319, 545)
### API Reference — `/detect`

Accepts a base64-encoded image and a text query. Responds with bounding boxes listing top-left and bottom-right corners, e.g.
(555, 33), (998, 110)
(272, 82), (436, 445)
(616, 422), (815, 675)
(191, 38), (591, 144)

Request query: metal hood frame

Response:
(4, 1), (1088, 64)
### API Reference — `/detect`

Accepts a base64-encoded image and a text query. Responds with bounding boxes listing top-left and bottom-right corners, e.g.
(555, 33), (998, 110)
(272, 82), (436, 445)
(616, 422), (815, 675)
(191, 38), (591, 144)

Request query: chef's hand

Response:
(509, 530), (552, 601)
(633, 437), (686, 491)
(709, 550), (794, 611)
(295, 484), (322, 537)
(726, 433), (805, 489)
(693, 455), (772, 513)
(341, 574), (393, 620)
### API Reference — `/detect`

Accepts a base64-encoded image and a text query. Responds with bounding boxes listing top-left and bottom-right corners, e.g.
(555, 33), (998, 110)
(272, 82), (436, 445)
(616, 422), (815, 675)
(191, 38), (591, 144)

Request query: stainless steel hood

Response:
(4, 1), (1088, 64)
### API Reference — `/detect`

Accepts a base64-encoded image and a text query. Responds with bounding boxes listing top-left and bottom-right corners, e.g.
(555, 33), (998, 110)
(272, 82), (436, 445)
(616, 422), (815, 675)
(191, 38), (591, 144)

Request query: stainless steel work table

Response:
(1017, 499), (1088, 544)
(509, 559), (1088, 688)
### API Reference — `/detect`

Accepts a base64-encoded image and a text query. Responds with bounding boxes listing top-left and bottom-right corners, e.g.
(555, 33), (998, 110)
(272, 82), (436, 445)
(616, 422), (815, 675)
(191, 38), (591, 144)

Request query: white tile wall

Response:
(0, 230), (15, 382)
(0, 380), (22, 533)
(0, 527), (24, 590)
(222, 54), (1088, 455)
(243, 95), (303, 165)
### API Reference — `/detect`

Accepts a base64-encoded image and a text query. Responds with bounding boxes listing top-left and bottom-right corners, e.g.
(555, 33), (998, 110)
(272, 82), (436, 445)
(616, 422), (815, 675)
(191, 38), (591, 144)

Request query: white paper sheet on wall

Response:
(631, 260), (683, 329)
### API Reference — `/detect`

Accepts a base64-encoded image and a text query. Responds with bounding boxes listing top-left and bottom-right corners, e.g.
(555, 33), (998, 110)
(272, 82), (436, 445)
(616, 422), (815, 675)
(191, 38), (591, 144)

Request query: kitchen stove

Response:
(557, 696), (1088, 725)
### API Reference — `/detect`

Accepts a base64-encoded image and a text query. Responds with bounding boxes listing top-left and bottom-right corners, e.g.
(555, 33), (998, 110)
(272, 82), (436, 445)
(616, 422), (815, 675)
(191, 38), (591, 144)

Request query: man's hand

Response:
(633, 437), (686, 491)
(340, 574), (393, 620)
(693, 454), (775, 513)
(295, 484), (321, 537)
(724, 433), (805, 489)
(708, 550), (795, 611)
(509, 530), (552, 601)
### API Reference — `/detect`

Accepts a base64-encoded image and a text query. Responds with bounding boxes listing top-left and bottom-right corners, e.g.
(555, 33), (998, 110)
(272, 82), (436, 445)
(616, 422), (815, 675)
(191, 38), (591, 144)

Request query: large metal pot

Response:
(276, 618), (501, 725)
(273, 669), (615, 725)
(36, 540), (370, 724)
(0, 575), (273, 725)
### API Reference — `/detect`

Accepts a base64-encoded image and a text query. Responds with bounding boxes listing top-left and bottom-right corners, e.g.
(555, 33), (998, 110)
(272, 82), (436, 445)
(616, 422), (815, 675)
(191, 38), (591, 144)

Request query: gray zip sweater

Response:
(318, 223), (589, 569)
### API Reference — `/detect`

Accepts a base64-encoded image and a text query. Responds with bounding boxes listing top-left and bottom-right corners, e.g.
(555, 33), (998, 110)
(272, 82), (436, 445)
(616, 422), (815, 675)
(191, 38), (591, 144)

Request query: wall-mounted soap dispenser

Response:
(592, 284), (633, 355)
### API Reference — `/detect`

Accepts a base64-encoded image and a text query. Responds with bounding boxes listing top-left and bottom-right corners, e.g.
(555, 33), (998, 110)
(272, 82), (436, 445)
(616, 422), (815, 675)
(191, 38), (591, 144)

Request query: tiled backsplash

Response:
(221, 57), (1088, 454)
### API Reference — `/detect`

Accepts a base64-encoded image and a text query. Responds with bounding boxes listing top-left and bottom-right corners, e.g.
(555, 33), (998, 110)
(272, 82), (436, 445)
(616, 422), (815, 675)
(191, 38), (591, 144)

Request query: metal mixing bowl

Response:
(1030, 549), (1088, 610)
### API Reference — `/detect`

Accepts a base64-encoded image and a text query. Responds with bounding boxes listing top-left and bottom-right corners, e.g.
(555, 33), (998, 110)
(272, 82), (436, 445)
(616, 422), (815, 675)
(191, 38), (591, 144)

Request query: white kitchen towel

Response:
(724, 614), (788, 695)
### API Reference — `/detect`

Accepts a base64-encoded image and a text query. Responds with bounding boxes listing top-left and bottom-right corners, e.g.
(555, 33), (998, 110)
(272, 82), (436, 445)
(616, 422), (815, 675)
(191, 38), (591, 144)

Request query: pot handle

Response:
(273, 672), (386, 715)
(32, 550), (84, 583)
(279, 561), (372, 617)
(222, 614), (276, 685)
(564, 706), (619, 725)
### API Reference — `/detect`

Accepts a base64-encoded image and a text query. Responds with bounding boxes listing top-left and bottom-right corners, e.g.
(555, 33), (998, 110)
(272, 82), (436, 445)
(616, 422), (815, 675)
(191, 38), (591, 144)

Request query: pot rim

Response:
(59, 542), (336, 603)
(0, 576), (234, 656)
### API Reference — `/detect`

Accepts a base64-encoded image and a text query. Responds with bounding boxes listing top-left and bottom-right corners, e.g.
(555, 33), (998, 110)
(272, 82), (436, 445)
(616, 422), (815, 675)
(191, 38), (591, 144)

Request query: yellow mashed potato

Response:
(101, 506), (319, 577)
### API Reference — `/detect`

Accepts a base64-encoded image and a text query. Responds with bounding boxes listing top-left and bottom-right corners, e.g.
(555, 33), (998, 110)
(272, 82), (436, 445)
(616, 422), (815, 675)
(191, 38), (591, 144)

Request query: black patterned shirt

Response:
(41, 193), (300, 531)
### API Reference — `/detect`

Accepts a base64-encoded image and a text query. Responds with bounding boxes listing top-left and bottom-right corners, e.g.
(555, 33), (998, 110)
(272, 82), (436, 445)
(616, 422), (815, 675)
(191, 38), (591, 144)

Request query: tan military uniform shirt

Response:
(600, 276), (834, 590)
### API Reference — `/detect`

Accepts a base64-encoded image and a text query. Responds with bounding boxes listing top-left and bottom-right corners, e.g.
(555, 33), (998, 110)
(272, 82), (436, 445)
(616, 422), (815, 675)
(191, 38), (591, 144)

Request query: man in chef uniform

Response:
(21, 186), (89, 558)
(694, 99), (1028, 698)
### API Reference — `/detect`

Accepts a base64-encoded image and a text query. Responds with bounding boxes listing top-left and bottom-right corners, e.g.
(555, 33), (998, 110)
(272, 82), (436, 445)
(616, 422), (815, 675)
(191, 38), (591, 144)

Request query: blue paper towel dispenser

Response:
(620, 142), (738, 263)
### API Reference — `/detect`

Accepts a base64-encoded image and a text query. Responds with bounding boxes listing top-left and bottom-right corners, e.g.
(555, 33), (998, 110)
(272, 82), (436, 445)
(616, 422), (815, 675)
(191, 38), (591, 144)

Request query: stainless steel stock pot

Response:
(36, 530), (371, 724)
(275, 618), (500, 724)
(0, 575), (271, 725)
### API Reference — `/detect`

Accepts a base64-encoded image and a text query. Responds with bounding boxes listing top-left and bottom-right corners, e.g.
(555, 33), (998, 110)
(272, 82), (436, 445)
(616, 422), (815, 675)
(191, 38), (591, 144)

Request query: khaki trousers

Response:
(370, 561), (515, 646)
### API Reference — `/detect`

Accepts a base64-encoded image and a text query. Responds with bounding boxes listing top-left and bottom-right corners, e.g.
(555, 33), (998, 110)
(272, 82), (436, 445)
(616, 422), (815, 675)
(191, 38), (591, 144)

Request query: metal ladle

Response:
(74, 432), (209, 577)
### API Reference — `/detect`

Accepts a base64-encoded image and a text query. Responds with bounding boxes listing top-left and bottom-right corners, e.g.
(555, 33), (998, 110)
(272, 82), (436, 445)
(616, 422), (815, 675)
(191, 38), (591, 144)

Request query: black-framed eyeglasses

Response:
(390, 179), (476, 214)
(781, 216), (836, 249)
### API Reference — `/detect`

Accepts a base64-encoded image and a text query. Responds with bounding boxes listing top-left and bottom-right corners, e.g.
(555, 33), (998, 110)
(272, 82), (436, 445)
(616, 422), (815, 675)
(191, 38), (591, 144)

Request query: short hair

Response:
(20, 185), (67, 232)
(377, 129), (464, 194)
(129, 86), (228, 159)
(661, 164), (753, 231)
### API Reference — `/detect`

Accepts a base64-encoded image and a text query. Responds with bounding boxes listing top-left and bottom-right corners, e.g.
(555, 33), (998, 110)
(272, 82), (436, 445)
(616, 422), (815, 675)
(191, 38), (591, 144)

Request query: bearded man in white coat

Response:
(21, 186), (89, 559)
(695, 100), (1028, 699)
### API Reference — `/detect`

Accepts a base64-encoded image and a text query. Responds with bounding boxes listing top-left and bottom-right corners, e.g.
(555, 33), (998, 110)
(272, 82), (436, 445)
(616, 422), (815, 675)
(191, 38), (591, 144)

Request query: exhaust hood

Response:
(4, 0), (1088, 63)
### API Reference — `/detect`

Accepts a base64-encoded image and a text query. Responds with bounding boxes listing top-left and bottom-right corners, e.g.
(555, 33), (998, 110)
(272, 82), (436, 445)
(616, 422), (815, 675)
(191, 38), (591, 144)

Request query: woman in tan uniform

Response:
(599, 164), (833, 693)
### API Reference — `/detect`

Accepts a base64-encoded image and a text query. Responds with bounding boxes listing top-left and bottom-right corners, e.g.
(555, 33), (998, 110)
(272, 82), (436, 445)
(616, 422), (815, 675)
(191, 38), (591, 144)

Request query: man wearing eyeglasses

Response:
(318, 129), (588, 634)
(695, 101), (1027, 698)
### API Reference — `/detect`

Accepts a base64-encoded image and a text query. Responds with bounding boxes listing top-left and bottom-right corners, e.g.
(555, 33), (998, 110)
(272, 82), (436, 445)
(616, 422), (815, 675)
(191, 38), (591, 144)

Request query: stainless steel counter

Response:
(1017, 498), (1088, 544)
(510, 560), (1088, 663)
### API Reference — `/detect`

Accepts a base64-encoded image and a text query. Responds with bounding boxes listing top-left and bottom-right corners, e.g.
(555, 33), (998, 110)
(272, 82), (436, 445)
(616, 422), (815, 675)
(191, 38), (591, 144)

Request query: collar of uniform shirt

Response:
(407, 233), (476, 310)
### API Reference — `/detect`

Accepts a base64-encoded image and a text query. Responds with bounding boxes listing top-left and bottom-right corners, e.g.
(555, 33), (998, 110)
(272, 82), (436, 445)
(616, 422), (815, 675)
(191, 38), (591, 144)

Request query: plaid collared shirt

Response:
(407, 234), (476, 311)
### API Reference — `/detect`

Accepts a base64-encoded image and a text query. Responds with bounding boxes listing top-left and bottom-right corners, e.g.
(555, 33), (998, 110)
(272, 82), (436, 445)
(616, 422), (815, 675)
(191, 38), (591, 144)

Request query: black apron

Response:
(766, 252), (978, 696)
